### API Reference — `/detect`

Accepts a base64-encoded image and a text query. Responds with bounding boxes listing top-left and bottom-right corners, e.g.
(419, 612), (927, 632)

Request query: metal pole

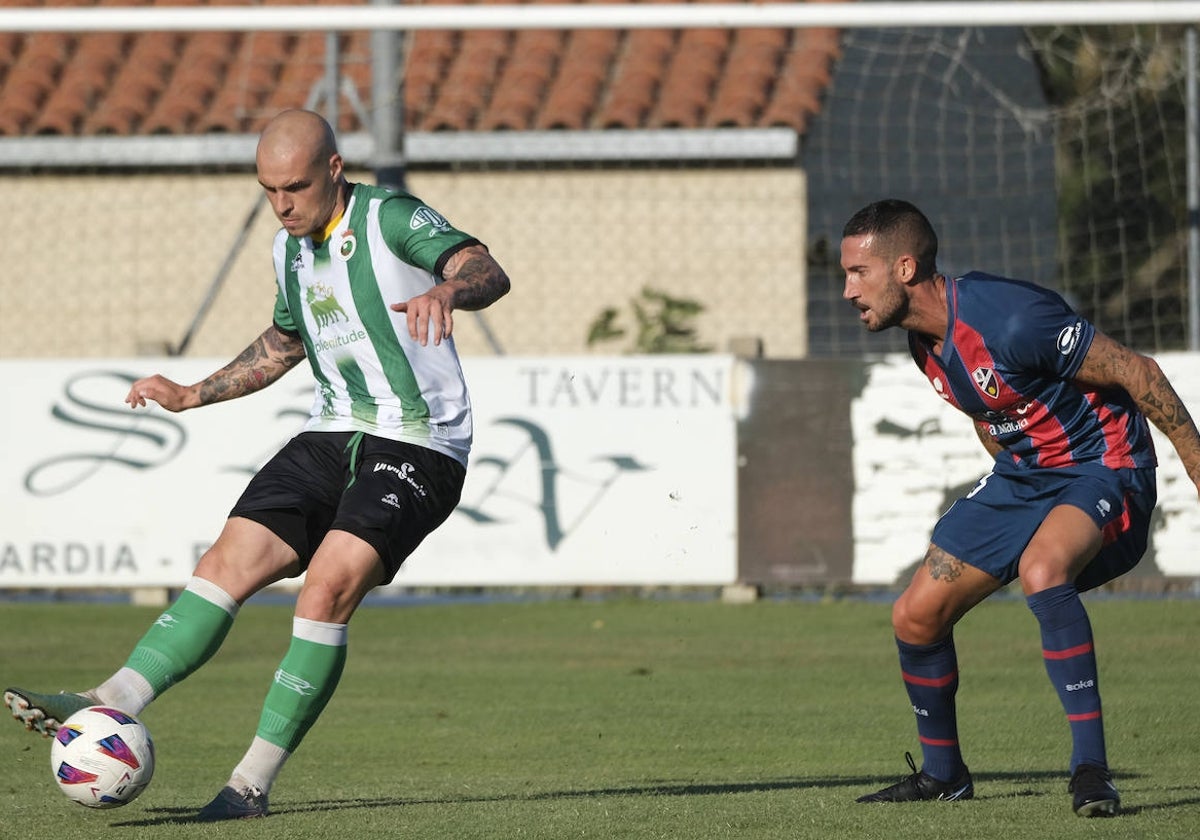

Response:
(371, 0), (405, 190)
(1188, 27), (1199, 350)
(324, 31), (340, 129)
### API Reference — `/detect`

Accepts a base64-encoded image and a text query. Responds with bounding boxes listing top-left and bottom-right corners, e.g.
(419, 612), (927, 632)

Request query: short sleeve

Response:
(995, 283), (1094, 380)
(376, 193), (479, 275)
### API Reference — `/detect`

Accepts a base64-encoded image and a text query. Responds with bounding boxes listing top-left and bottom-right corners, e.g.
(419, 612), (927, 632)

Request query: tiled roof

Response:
(0, 0), (842, 139)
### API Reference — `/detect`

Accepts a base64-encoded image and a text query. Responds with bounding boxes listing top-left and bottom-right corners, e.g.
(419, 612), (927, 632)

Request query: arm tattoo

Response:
(924, 545), (965, 583)
(1136, 379), (1196, 434)
(973, 421), (1003, 458)
(198, 326), (306, 405)
(1077, 333), (1200, 483)
(444, 251), (511, 311)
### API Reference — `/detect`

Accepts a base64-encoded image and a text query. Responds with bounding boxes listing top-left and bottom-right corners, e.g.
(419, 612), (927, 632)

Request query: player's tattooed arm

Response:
(390, 244), (510, 346)
(973, 421), (1004, 458)
(439, 244), (511, 311)
(1075, 330), (1200, 488)
(924, 545), (965, 583)
(197, 325), (306, 406)
(125, 325), (305, 413)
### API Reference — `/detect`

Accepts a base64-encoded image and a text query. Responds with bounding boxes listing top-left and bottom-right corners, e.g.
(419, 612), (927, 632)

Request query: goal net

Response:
(804, 22), (1192, 357)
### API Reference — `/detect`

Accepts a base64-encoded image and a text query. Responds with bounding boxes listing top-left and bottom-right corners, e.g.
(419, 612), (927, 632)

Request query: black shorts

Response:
(229, 431), (466, 584)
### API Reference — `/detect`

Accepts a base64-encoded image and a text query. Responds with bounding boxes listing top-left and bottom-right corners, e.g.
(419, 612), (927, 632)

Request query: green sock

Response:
(256, 618), (348, 753)
(122, 578), (238, 695)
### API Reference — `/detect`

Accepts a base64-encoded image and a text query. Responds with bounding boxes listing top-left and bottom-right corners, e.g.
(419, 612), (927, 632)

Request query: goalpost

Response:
(0, 3), (1198, 356)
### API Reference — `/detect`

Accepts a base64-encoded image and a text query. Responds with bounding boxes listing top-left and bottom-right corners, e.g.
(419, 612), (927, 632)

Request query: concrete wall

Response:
(1, 167), (809, 360)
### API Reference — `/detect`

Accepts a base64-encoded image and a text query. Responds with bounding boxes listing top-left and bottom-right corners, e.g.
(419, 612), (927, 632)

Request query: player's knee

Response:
(295, 574), (369, 623)
(1017, 559), (1072, 596)
(891, 595), (950, 645)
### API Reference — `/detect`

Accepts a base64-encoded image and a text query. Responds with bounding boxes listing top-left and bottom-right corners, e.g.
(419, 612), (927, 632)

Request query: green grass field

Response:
(2, 594), (1198, 839)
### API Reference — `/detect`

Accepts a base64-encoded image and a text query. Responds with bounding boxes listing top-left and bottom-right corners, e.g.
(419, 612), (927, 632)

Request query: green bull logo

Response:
(305, 283), (348, 331)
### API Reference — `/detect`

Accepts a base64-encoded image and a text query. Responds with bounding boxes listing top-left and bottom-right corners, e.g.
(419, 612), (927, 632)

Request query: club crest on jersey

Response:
(972, 366), (1000, 399)
(338, 229), (357, 260)
(409, 206), (451, 237)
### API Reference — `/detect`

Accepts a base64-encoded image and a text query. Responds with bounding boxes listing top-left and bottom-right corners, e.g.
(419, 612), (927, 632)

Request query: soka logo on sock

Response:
(1065, 679), (1096, 691)
(273, 669), (316, 696)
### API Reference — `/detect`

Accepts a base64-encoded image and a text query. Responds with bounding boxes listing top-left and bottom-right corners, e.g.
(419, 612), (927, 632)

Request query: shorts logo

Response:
(1058, 322), (1083, 355)
(373, 461), (428, 497)
(1096, 498), (1112, 517)
(972, 366), (999, 399)
(380, 492), (403, 509)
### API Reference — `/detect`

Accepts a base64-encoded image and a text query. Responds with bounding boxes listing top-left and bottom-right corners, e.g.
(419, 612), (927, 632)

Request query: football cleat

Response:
(197, 784), (270, 821)
(1068, 763), (1120, 817)
(4, 687), (95, 737)
(856, 752), (974, 803)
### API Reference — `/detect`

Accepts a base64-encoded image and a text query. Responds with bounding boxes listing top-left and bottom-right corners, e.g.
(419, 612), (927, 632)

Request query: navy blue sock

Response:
(1027, 583), (1106, 772)
(896, 635), (965, 781)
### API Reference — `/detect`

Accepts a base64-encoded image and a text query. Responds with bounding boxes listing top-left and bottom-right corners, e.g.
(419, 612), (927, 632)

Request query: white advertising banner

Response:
(0, 356), (740, 589)
(850, 352), (1200, 584)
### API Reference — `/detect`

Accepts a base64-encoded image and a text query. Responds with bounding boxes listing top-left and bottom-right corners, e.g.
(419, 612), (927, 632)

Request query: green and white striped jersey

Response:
(271, 182), (480, 466)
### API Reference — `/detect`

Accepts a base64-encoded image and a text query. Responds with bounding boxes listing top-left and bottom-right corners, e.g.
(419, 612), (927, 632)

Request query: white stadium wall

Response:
(2, 354), (1200, 591)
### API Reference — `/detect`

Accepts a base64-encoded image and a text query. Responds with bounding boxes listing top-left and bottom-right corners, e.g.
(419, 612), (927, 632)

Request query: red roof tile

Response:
(0, 0), (843, 141)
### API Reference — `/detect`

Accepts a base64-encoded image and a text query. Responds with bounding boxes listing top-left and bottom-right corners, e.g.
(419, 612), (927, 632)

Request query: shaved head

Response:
(256, 110), (346, 239)
(257, 109), (339, 169)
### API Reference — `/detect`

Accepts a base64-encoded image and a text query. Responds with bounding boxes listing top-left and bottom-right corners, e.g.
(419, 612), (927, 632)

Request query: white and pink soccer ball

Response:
(50, 706), (155, 809)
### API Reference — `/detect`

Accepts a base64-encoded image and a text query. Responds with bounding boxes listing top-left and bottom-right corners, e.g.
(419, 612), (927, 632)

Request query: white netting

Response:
(804, 24), (1190, 357)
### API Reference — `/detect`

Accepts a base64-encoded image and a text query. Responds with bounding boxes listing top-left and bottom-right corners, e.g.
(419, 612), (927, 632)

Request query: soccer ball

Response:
(50, 706), (155, 809)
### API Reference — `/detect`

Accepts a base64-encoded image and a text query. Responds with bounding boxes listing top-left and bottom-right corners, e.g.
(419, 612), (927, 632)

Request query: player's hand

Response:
(390, 291), (454, 346)
(125, 374), (197, 412)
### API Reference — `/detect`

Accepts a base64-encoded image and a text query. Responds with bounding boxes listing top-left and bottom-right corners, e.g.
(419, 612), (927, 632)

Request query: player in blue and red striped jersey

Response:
(841, 199), (1200, 817)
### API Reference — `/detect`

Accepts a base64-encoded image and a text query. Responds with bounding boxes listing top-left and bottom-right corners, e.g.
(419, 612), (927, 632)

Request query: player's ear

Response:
(896, 254), (917, 283)
(328, 153), (344, 180)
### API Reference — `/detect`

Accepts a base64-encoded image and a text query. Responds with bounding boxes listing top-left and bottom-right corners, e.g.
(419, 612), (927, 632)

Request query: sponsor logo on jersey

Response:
(982, 407), (1030, 437)
(338, 228), (357, 260)
(972, 366), (1000, 398)
(380, 492), (403, 510)
(1058, 321), (1083, 355)
(305, 282), (349, 332)
(409, 205), (451, 237)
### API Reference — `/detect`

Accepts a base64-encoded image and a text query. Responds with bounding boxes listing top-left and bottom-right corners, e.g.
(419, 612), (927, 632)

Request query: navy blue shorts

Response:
(930, 460), (1157, 591)
(230, 431), (466, 584)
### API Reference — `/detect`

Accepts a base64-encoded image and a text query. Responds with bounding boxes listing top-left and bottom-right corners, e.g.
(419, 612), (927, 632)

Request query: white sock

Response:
(230, 736), (291, 795)
(93, 667), (156, 716)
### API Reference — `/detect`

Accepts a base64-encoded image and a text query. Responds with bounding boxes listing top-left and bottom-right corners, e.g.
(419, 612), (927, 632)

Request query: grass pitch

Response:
(1, 593), (1198, 839)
